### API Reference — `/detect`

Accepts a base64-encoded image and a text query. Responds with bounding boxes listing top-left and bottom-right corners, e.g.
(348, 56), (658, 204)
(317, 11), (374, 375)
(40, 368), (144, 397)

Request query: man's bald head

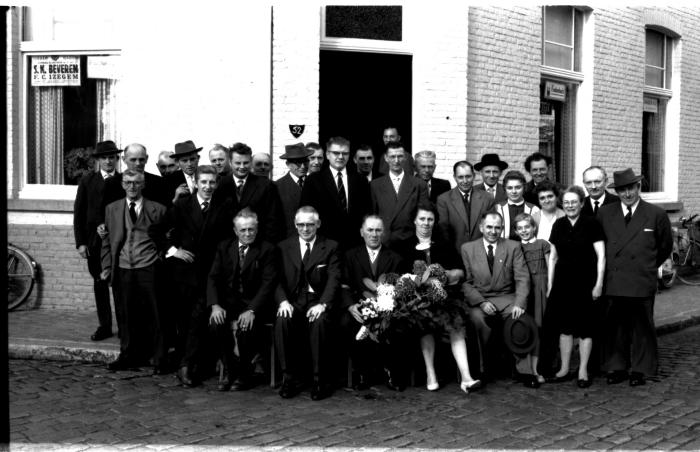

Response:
(123, 143), (148, 171)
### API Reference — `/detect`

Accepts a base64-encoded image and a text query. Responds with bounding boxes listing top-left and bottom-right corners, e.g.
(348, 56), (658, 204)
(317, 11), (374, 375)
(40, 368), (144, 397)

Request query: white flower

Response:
(355, 326), (369, 341)
(376, 284), (395, 298)
(376, 294), (395, 312)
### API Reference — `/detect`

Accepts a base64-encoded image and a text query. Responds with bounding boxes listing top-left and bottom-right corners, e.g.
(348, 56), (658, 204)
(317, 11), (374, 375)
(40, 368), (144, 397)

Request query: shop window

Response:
(542, 6), (583, 72)
(25, 54), (119, 185)
(539, 81), (577, 185)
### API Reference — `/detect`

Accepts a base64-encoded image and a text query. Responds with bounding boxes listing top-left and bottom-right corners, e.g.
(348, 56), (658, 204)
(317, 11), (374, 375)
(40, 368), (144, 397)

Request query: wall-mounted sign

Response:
(31, 56), (80, 87)
(88, 56), (119, 80)
(643, 97), (658, 114)
(289, 124), (305, 139)
(544, 81), (566, 102)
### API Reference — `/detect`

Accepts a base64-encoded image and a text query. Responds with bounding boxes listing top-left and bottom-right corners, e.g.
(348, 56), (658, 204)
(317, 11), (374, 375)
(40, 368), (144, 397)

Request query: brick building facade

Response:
(6, 5), (700, 311)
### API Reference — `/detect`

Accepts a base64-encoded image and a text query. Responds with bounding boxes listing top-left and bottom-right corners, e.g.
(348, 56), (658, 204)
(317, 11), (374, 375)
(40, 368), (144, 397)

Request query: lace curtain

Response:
(27, 87), (64, 184)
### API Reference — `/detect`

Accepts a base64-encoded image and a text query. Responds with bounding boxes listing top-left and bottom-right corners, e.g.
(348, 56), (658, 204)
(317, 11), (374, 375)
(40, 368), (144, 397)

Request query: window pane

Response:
(544, 6), (572, 46)
(544, 43), (573, 70)
(642, 97), (666, 192)
(325, 6), (402, 41)
(645, 29), (665, 67)
(645, 67), (664, 88)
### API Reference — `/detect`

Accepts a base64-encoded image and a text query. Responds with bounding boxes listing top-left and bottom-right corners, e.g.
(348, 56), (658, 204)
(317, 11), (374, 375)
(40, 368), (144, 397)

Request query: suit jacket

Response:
(474, 182), (507, 204)
(437, 187), (496, 250)
(428, 177), (451, 204)
(371, 173), (429, 248)
(167, 195), (234, 289)
(275, 235), (341, 309)
(102, 171), (171, 210)
(101, 197), (169, 284)
(74, 171), (117, 249)
(495, 201), (540, 239)
(460, 238), (530, 309)
(215, 173), (284, 243)
(342, 245), (404, 308)
(206, 238), (277, 317)
(598, 199), (672, 298)
(581, 192), (619, 217)
(300, 167), (371, 250)
(163, 170), (197, 202)
(275, 172), (303, 239)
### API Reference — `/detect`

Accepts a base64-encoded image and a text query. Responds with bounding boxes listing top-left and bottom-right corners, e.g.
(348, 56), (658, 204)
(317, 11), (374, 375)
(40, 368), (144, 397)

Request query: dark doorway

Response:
(319, 50), (412, 161)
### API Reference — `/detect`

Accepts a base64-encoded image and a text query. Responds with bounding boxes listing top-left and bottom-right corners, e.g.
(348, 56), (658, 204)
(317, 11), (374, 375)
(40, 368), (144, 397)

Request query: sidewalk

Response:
(8, 282), (700, 364)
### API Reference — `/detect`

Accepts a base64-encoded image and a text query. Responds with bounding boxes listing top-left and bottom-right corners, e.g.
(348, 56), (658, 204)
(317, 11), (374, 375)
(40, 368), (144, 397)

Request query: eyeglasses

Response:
(122, 180), (144, 187)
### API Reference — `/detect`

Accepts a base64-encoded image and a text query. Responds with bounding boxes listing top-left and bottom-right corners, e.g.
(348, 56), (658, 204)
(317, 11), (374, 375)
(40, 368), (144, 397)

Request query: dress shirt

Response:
(333, 167), (350, 206)
(390, 170), (404, 194)
(299, 236), (317, 292)
(288, 172), (301, 185)
(508, 200), (525, 207)
(589, 192), (607, 211)
(482, 238), (497, 255)
(196, 192), (211, 210)
(125, 197), (143, 217)
(238, 241), (249, 260)
(459, 188), (472, 201)
(367, 246), (381, 263)
(620, 199), (640, 216)
(100, 169), (115, 180)
(485, 184), (497, 197)
(184, 172), (196, 192)
(233, 175), (248, 189)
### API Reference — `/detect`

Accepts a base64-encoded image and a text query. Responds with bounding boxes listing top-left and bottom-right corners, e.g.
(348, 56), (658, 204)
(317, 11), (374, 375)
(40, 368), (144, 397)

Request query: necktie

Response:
(427, 180), (432, 197)
(201, 201), (209, 214)
(337, 172), (347, 211)
(487, 186), (495, 198)
(238, 245), (247, 294)
(594, 200), (599, 215)
(104, 173), (112, 180)
(236, 179), (244, 201)
(624, 206), (632, 225)
(300, 242), (311, 289)
(298, 176), (304, 189)
(487, 244), (494, 274)
(129, 201), (137, 224)
(369, 250), (378, 277)
(463, 192), (471, 230)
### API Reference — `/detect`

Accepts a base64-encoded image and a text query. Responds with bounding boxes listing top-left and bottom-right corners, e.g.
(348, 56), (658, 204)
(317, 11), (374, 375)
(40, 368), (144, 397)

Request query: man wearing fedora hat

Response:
(598, 168), (672, 387)
(275, 143), (314, 238)
(474, 153), (508, 204)
(74, 140), (123, 341)
(164, 140), (202, 204)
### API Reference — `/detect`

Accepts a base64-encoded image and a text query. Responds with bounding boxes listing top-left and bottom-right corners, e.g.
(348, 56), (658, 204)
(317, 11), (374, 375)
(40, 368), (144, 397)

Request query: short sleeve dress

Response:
(521, 239), (551, 328)
(546, 215), (604, 338)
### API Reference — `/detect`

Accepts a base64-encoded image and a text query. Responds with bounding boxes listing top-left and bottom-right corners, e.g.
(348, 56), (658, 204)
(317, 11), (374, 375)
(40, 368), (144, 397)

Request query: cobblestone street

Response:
(9, 325), (700, 451)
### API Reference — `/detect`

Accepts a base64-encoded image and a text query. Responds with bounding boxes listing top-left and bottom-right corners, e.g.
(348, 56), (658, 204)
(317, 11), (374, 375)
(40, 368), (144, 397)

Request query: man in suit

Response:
(300, 136), (371, 252)
(167, 165), (234, 387)
(73, 140), (122, 341)
(207, 208), (276, 391)
(101, 169), (169, 373)
(306, 142), (325, 175)
(461, 212), (539, 388)
(215, 143), (284, 243)
(340, 215), (405, 390)
(376, 126), (414, 176)
(473, 153), (508, 204)
(275, 143), (313, 239)
(156, 151), (178, 177)
(371, 141), (429, 255)
(208, 144), (232, 178)
(523, 152), (565, 206)
(275, 206), (341, 400)
(252, 153), (272, 178)
(599, 168), (672, 387)
(437, 161), (496, 251)
(414, 150), (451, 204)
(353, 145), (381, 183)
(164, 140), (201, 204)
(582, 165), (619, 217)
(102, 143), (171, 209)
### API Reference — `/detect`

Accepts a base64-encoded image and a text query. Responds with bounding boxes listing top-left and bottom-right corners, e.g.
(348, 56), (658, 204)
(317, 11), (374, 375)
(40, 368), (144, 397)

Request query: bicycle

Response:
(7, 243), (37, 311)
(671, 214), (700, 286)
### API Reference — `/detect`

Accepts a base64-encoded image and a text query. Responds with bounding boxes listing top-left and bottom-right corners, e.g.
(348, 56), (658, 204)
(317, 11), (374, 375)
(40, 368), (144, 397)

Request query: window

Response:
(542, 6), (583, 72)
(642, 28), (674, 193)
(325, 6), (402, 41)
(26, 54), (119, 185)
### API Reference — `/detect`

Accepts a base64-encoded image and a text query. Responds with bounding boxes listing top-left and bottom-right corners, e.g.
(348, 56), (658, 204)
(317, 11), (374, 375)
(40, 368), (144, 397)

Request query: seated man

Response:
(275, 206), (341, 400)
(341, 215), (405, 390)
(207, 208), (276, 391)
(461, 212), (539, 388)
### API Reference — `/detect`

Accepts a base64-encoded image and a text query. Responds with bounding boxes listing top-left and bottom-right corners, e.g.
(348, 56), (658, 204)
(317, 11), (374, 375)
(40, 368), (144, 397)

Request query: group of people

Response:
(73, 127), (673, 401)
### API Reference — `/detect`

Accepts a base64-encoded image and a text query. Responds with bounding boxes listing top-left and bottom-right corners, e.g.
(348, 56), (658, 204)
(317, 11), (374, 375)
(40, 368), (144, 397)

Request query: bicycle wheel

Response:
(658, 260), (676, 289)
(676, 270), (700, 286)
(7, 244), (36, 311)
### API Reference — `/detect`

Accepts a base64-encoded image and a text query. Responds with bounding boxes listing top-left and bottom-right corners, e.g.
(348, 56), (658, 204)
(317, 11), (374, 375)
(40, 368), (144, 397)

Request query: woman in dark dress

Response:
(546, 186), (605, 388)
(407, 204), (481, 394)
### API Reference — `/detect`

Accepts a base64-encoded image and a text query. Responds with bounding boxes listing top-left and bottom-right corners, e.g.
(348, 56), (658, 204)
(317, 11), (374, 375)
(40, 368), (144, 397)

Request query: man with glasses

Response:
(101, 169), (169, 374)
(300, 136), (371, 252)
(275, 143), (314, 238)
(275, 206), (341, 400)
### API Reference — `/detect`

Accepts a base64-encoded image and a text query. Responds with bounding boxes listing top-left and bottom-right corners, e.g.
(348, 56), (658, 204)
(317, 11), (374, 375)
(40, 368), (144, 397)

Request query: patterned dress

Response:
(521, 239), (551, 327)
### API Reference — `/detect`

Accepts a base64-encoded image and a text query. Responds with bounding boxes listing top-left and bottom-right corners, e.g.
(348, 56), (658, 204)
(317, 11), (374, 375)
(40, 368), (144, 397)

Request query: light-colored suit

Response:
(437, 187), (495, 250)
(370, 173), (429, 250)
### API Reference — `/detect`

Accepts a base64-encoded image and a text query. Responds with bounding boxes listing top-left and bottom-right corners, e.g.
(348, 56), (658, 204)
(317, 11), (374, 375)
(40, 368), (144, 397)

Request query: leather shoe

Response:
(460, 379), (482, 394)
(107, 356), (135, 371)
(230, 377), (254, 392)
(352, 374), (371, 391)
(177, 366), (195, 387)
(217, 375), (231, 392)
(577, 378), (592, 388)
(91, 327), (113, 341)
(279, 378), (301, 399)
(606, 371), (628, 385)
(310, 382), (330, 401)
(629, 372), (646, 386)
(523, 375), (541, 388)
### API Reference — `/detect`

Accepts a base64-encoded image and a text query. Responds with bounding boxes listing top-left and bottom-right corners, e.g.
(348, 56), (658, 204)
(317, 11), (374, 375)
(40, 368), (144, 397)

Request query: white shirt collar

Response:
(591, 193), (606, 207)
(366, 245), (381, 261)
(196, 192), (210, 206)
(233, 175), (248, 185)
(299, 236), (316, 252)
(288, 172), (300, 184)
(521, 238), (537, 244)
(126, 197), (143, 210)
(482, 238), (498, 253)
(508, 200), (525, 206)
(331, 167), (347, 179)
(621, 199), (641, 216)
(100, 169), (115, 179)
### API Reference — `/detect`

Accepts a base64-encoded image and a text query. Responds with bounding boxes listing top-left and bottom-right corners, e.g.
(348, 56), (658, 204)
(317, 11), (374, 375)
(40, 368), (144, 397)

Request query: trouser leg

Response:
(603, 297), (631, 373)
(87, 247), (112, 330)
(630, 297), (657, 377)
(309, 311), (331, 382)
